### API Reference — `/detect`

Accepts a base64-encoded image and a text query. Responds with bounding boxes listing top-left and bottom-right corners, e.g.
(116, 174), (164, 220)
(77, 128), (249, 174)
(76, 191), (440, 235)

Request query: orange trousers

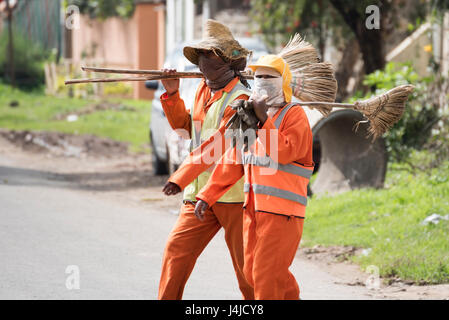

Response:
(158, 202), (254, 300)
(243, 193), (304, 300)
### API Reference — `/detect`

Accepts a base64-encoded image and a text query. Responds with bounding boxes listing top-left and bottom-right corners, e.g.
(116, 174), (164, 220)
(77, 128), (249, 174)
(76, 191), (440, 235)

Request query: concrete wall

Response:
(134, 3), (165, 100)
(71, 2), (165, 100)
(386, 22), (433, 77)
(441, 12), (449, 76)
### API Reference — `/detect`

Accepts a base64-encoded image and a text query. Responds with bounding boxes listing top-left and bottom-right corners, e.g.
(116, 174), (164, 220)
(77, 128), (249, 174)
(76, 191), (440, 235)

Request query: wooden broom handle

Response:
(82, 66), (253, 77)
(65, 73), (255, 85)
(298, 101), (355, 108)
(82, 66), (205, 77)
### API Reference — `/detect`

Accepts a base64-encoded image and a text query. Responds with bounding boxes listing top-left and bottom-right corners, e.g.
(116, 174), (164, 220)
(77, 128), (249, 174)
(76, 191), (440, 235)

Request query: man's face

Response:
(197, 49), (229, 82)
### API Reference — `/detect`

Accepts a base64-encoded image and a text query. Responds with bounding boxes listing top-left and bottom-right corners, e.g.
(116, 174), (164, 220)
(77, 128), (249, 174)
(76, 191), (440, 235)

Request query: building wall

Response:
(442, 12), (449, 76)
(134, 3), (165, 100)
(386, 22), (433, 77)
(71, 15), (138, 68)
(71, 2), (165, 100)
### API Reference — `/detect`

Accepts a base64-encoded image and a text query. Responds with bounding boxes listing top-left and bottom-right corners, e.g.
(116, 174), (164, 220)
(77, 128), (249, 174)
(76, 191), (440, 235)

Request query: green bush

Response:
(349, 62), (440, 164)
(0, 30), (49, 90)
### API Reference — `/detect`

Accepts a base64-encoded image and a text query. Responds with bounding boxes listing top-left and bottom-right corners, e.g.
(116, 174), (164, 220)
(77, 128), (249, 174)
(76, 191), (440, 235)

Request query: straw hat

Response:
(183, 19), (251, 65)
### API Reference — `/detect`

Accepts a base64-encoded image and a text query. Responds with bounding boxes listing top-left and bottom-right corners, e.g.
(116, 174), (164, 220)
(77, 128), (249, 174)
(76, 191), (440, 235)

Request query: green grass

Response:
(304, 159), (449, 284)
(0, 84), (151, 152)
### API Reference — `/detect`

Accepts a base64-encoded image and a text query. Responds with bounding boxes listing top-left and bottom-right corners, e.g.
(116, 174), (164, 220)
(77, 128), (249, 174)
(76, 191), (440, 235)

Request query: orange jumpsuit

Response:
(196, 104), (314, 300)
(158, 77), (254, 300)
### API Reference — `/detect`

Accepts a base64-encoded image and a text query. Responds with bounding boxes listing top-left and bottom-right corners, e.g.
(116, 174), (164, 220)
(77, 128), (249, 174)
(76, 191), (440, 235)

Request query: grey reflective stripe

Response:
(242, 154), (313, 179)
(274, 103), (298, 129)
(244, 183), (308, 206)
(217, 82), (249, 125)
(190, 104), (201, 150)
(193, 128), (201, 149)
(192, 82), (249, 150)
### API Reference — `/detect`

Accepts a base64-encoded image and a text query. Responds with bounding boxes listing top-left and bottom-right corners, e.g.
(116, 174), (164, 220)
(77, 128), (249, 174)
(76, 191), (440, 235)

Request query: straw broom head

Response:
(291, 62), (338, 116)
(354, 84), (415, 139)
(279, 33), (320, 70)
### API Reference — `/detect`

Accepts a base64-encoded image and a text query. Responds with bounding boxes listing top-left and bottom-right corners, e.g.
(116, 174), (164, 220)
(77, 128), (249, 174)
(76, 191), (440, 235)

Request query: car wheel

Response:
(150, 131), (168, 176)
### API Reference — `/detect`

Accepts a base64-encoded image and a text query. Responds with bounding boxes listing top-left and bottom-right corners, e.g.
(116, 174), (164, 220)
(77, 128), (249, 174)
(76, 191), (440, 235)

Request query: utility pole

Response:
(5, 0), (15, 87)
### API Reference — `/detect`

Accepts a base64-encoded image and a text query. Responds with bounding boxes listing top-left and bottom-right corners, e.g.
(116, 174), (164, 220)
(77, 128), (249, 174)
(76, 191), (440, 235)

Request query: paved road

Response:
(0, 163), (375, 300)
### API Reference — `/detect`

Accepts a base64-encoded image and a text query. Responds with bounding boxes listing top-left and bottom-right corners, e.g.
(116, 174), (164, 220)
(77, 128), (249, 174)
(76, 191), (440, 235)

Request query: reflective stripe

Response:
(242, 154), (313, 179)
(274, 103), (298, 129)
(244, 183), (308, 206)
(217, 83), (247, 125)
(191, 82), (249, 149)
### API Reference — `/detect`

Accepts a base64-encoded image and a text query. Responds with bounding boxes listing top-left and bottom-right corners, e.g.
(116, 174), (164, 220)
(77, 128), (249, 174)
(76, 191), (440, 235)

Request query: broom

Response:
(227, 84), (414, 140)
(66, 63), (337, 115)
(67, 65), (337, 115)
(66, 33), (336, 108)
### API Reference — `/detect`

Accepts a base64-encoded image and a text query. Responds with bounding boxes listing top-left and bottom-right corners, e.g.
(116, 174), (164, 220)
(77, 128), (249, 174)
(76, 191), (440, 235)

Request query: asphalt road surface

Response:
(0, 161), (381, 300)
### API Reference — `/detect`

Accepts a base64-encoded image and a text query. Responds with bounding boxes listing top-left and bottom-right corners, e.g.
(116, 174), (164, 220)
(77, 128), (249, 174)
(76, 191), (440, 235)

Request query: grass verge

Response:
(304, 156), (449, 284)
(0, 84), (151, 153)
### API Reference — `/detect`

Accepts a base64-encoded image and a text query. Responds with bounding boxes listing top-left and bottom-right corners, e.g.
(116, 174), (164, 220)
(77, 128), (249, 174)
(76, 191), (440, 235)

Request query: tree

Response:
(66, 0), (136, 19)
(250, 0), (428, 84)
(5, 0), (15, 87)
(329, 0), (391, 75)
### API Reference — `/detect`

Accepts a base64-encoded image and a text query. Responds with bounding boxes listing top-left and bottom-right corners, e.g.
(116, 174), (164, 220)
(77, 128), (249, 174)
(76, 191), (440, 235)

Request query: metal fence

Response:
(11, 0), (62, 57)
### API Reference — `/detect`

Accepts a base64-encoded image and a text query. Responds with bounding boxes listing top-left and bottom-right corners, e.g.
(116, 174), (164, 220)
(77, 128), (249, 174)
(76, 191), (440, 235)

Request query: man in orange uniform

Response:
(157, 20), (254, 300)
(194, 55), (314, 300)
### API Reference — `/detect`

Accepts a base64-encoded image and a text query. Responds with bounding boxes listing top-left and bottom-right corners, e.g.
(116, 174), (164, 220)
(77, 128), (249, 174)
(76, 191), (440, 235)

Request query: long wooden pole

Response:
(65, 72), (255, 85)
(6, 0), (15, 88)
(65, 75), (206, 85)
(81, 66), (253, 77)
(81, 66), (206, 77)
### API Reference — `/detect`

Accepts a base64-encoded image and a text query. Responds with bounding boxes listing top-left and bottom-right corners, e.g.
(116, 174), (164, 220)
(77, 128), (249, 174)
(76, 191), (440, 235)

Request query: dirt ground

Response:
(1, 130), (448, 300)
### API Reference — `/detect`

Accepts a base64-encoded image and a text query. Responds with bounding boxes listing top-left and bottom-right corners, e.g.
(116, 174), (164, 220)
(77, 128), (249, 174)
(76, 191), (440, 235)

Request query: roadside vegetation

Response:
(304, 62), (449, 285)
(304, 153), (449, 284)
(0, 83), (151, 153)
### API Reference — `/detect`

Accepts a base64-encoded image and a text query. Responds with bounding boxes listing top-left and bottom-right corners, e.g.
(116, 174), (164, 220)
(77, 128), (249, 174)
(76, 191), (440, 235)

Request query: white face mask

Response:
(253, 76), (285, 105)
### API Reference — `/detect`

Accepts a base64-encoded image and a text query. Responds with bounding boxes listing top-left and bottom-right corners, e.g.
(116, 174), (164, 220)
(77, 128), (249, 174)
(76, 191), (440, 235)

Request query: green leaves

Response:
(0, 31), (49, 90)
(349, 62), (441, 164)
(67, 0), (135, 19)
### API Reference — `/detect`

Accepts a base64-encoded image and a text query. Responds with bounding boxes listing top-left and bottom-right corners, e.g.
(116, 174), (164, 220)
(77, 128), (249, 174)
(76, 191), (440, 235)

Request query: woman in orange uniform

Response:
(194, 55), (314, 300)
(157, 20), (254, 300)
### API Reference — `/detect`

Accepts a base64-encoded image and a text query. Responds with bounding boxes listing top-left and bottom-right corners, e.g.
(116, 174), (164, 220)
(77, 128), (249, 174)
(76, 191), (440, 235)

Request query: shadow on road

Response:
(0, 165), (168, 192)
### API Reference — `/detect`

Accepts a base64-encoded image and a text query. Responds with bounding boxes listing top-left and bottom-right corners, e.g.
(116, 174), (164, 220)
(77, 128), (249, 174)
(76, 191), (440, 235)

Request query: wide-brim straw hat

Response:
(183, 19), (252, 65)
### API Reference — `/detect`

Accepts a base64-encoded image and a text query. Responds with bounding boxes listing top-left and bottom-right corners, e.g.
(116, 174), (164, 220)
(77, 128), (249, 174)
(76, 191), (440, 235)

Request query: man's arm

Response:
(259, 106), (314, 166)
(164, 94), (248, 193)
(160, 91), (192, 137)
(195, 146), (244, 207)
(159, 68), (192, 136)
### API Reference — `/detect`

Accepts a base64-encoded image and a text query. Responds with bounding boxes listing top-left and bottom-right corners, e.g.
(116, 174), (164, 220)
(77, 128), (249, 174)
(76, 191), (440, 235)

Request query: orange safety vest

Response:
(241, 103), (314, 218)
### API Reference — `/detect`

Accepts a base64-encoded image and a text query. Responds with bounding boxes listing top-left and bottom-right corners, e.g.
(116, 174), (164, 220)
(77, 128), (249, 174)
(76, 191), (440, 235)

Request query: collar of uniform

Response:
(204, 77), (240, 108)
(271, 103), (289, 128)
